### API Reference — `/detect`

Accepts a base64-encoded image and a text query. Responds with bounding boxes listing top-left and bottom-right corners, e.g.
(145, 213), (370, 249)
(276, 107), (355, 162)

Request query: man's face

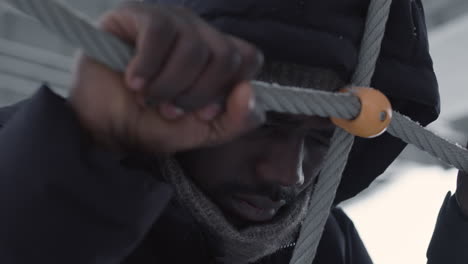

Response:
(177, 112), (335, 226)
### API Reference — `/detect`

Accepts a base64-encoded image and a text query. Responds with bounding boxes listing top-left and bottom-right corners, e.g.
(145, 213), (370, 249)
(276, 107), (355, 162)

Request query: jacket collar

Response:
(0, 99), (28, 128)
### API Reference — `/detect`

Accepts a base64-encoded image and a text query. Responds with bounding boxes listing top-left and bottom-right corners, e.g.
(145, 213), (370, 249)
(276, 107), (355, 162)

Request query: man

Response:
(0, 0), (467, 263)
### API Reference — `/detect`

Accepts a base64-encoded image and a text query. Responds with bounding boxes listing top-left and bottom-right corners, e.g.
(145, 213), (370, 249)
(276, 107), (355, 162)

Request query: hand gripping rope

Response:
(2, 0), (468, 263)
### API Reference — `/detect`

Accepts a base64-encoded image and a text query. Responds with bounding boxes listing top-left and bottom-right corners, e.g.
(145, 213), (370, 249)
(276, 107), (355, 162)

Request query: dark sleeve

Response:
(0, 86), (173, 263)
(314, 208), (373, 264)
(427, 192), (468, 264)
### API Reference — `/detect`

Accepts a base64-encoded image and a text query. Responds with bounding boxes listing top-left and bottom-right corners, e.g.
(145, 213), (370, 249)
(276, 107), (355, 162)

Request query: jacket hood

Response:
(151, 0), (440, 202)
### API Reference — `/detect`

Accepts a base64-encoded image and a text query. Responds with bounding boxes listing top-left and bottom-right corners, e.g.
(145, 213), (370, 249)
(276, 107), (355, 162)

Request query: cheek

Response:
(302, 145), (330, 181)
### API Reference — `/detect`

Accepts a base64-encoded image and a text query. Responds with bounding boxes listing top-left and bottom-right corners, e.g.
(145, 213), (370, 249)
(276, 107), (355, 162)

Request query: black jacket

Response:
(0, 86), (467, 263)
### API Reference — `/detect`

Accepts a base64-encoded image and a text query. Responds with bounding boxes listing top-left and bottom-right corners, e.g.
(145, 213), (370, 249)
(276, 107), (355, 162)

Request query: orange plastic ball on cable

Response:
(331, 87), (392, 138)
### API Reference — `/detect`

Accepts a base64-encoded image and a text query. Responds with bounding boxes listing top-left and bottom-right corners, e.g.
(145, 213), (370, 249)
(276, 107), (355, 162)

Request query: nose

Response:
(255, 136), (305, 187)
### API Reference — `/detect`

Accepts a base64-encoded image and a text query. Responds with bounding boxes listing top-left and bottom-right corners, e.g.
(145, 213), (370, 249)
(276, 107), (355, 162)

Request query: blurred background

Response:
(0, 0), (467, 263)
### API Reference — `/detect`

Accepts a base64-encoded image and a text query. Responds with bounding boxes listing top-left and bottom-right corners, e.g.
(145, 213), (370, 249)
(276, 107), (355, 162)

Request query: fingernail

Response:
(199, 103), (222, 121)
(159, 103), (185, 120)
(130, 77), (146, 91)
(252, 52), (265, 76)
(248, 95), (256, 111)
(248, 103), (265, 126)
(256, 52), (265, 68)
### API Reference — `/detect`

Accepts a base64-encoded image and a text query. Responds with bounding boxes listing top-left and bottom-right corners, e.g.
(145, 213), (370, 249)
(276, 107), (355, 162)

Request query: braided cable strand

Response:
(290, 0), (392, 263)
(389, 112), (468, 172)
(290, 129), (354, 264)
(351, 0), (392, 85)
(252, 81), (360, 119)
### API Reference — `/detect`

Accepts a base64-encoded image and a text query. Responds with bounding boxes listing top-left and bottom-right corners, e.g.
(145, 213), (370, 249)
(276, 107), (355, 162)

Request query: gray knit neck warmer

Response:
(159, 156), (313, 264)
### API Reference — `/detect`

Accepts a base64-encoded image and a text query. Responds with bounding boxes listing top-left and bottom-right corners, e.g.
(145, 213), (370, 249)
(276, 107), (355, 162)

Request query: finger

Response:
(228, 36), (264, 81)
(158, 102), (186, 120)
(172, 23), (243, 111)
(144, 16), (211, 106)
(174, 27), (263, 111)
(131, 82), (263, 153)
(206, 81), (265, 145)
(97, 2), (141, 43)
(98, 4), (179, 91)
(190, 36), (263, 120)
(125, 12), (179, 91)
(195, 102), (223, 122)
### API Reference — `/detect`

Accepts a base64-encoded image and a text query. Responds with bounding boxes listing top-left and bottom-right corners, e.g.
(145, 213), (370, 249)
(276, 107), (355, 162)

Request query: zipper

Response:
(279, 242), (296, 250)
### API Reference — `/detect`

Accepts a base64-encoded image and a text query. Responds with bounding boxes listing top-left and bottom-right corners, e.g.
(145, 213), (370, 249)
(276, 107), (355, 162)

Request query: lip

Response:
(228, 194), (286, 222)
